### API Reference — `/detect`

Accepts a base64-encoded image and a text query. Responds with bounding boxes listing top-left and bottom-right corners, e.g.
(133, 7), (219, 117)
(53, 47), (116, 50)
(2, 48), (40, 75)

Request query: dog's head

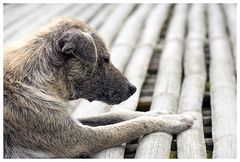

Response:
(57, 26), (136, 105)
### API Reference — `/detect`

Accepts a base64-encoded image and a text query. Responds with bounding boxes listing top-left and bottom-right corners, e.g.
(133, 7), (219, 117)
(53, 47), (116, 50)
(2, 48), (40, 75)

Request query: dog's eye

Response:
(103, 54), (110, 63)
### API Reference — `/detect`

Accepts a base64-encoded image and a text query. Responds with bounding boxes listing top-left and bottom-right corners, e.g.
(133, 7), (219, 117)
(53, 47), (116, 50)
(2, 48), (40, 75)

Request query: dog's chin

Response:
(85, 98), (121, 105)
(82, 93), (134, 105)
(70, 94), (133, 105)
(101, 97), (130, 105)
(104, 100), (122, 105)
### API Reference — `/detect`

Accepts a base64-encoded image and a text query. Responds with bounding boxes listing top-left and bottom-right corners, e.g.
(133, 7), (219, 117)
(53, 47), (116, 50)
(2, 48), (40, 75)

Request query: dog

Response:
(4, 17), (194, 158)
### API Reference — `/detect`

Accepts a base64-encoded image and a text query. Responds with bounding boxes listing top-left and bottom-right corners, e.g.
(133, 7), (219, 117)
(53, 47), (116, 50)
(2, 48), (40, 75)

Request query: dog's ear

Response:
(59, 30), (97, 64)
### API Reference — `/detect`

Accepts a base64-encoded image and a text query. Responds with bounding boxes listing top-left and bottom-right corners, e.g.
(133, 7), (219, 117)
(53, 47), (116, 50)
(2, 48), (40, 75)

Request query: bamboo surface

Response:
(5, 4), (73, 42)
(3, 4), (237, 159)
(208, 4), (237, 159)
(98, 4), (136, 47)
(88, 4), (116, 29)
(223, 4), (237, 74)
(176, 4), (207, 158)
(135, 4), (188, 158)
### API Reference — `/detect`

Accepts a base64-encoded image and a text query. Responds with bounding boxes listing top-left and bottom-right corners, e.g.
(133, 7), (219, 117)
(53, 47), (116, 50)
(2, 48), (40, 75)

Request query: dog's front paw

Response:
(162, 112), (196, 134)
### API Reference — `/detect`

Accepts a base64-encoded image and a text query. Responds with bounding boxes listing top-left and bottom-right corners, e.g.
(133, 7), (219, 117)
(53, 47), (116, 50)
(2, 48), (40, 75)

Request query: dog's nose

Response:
(129, 84), (137, 95)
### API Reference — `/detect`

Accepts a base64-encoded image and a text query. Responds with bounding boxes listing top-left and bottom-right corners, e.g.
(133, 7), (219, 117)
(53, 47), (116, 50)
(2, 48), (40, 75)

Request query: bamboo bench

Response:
(4, 3), (237, 159)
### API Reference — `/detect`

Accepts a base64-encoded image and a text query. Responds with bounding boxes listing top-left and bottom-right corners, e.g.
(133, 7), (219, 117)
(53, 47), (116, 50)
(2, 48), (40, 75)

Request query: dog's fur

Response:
(4, 17), (194, 158)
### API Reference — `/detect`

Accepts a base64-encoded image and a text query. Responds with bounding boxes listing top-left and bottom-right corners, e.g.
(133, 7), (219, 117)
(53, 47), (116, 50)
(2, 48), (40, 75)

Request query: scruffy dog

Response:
(4, 17), (194, 158)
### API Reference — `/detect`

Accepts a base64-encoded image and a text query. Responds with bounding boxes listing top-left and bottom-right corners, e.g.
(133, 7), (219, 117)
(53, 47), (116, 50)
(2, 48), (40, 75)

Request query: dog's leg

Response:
(79, 112), (195, 155)
(78, 110), (144, 126)
(6, 109), (194, 158)
(78, 110), (169, 126)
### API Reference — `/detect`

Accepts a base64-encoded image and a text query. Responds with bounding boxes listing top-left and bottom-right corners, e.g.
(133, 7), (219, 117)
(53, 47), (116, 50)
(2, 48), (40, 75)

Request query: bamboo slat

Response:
(76, 4), (103, 23)
(5, 4), (73, 43)
(5, 4), (100, 43)
(176, 4), (207, 158)
(3, 3), (23, 15)
(6, 4), (101, 44)
(223, 4), (237, 74)
(135, 4), (188, 158)
(98, 4), (136, 46)
(4, 4), (40, 28)
(111, 4), (154, 71)
(94, 4), (170, 158)
(10, 4), (76, 39)
(61, 4), (89, 19)
(208, 4), (237, 159)
(88, 4), (116, 29)
(4, 4), (51, 43)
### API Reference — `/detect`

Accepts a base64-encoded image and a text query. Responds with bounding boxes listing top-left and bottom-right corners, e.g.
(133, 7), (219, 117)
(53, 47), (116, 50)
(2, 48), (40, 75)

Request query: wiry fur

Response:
(4, 17), (194, 158)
